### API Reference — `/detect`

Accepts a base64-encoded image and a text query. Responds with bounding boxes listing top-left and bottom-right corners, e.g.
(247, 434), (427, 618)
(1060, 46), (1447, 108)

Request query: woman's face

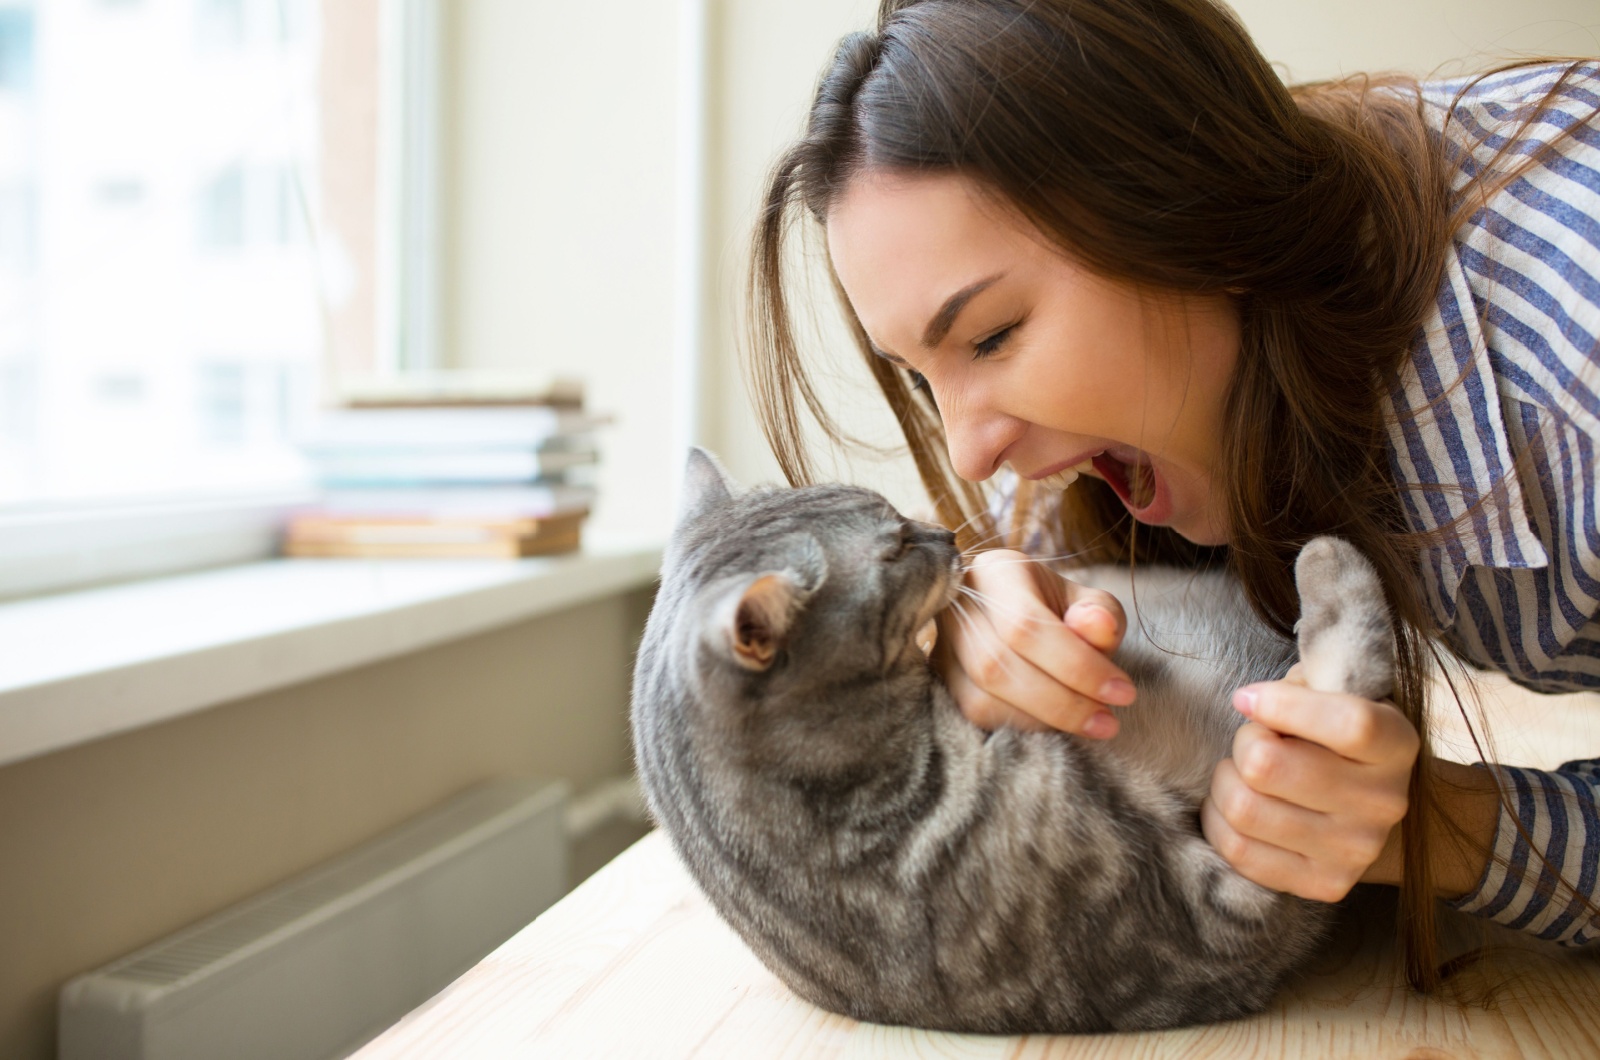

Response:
(827, 169), (1240, 546)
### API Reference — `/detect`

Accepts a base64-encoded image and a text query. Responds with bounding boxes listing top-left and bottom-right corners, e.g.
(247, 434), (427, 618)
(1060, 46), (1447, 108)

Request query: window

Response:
(0, 0), (435, 598)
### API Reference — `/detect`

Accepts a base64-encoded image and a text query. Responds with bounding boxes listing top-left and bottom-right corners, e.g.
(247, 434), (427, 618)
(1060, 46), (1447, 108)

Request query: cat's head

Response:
(664, 448), (960, 700)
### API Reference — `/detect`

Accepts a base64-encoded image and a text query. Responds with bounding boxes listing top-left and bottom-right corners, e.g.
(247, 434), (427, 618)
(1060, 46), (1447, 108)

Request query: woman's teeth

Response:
(1038, 459), (1097, 491)
(1039, 467), (1079, 490)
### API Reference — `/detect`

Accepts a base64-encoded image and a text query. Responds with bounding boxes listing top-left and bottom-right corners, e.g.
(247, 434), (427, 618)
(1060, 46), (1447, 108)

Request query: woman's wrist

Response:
(1359, 757), (1503, 898)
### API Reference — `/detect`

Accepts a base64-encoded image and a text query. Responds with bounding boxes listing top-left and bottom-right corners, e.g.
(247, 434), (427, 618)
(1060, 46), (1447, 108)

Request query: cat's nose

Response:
(909, 522), (957, 548)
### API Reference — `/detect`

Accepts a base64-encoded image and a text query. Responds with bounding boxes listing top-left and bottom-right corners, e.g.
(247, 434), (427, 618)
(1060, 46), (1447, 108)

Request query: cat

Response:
(630, 448), (1395, 1033)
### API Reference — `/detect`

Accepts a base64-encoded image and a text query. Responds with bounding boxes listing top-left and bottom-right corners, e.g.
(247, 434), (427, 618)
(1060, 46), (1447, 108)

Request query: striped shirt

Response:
(1390, 61), (1600, 946)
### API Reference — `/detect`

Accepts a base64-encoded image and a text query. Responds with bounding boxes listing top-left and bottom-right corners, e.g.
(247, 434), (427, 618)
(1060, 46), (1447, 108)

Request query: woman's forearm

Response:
(1361, 757), (1502, 897)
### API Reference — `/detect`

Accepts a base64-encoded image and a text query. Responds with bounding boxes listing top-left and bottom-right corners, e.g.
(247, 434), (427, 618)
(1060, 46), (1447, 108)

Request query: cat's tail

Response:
(1293, 536), (1396, 703)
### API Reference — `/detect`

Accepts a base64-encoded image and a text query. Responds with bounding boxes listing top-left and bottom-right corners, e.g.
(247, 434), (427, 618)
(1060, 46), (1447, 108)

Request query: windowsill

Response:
(0, 540), (663, 769)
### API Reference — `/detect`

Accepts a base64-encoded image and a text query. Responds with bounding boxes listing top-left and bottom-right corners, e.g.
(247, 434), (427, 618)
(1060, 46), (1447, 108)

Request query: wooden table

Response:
(356, 671), (1600, 1059)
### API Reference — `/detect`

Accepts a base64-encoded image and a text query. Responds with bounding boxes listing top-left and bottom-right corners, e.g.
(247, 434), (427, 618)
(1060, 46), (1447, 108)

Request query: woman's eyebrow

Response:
(922, 273), (1004, 348)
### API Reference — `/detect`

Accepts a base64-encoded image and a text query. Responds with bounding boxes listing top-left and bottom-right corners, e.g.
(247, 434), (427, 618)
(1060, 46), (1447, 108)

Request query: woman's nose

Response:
(936, 388), (1022, 482)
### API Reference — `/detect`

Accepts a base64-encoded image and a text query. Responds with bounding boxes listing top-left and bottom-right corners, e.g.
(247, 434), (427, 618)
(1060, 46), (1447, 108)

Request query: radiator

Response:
(59, 778), (570, 1060)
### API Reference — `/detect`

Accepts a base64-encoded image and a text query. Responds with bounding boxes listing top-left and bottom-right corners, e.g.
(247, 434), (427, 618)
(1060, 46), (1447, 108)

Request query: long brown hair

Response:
(746, 0), (1596, 990)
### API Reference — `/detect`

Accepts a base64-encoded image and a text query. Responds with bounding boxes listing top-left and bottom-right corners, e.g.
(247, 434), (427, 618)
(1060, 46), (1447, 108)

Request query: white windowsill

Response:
(0, 541), (663, 770)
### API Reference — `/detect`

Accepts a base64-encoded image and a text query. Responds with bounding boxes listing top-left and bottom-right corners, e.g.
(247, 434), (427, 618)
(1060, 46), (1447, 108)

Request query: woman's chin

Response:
(1164, 509), (1230, 546)
(1134, 467), (1228, 545)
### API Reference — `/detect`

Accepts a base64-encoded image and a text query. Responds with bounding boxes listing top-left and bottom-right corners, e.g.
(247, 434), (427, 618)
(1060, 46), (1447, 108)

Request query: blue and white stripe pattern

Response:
(1448, 762), (1600, 945)
(1386, 61), (1600, 944)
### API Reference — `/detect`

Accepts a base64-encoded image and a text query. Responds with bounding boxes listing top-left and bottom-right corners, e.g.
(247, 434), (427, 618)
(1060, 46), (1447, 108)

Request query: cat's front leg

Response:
(1293, 536), (1395, 702)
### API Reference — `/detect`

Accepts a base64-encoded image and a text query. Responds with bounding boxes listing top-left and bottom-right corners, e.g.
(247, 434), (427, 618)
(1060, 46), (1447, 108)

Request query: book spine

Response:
(299, 409), (607, 450)
(309, 450), (598, 485)
(286, 513), (586, 546)
(283, 528), (582, 559)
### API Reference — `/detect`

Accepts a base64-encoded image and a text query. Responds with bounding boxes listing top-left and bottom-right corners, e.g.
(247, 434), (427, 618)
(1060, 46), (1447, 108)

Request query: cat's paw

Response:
(1293, 537), (1394, 702)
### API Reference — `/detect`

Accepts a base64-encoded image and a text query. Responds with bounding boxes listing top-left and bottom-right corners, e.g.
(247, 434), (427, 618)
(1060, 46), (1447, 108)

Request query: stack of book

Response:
(285, 376), (604, 558)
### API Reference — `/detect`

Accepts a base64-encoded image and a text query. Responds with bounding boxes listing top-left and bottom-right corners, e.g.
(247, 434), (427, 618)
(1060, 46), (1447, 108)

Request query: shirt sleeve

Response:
(1446, 759), (1600, 946)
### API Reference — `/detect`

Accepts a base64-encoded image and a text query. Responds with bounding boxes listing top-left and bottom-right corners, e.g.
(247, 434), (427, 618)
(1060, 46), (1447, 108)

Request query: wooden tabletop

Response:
(355, 670), (1600, 1059)
(353, 834), (1600, 1059)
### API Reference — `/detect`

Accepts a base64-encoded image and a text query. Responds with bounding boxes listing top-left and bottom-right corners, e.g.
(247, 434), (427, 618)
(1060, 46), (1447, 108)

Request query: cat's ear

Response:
(715, 538), (827, 672)
(679, 447), (740, 527)
(723, 572), (806, 671)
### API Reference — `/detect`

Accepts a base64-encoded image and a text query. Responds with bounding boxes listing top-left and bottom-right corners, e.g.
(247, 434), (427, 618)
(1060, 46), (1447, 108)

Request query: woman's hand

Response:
(934, 549), (1136, 738)
(1200, 665), (1420, 903)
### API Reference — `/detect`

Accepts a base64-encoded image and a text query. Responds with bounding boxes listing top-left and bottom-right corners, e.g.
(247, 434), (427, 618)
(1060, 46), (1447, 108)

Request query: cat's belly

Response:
(1065, 563), (1296, 803)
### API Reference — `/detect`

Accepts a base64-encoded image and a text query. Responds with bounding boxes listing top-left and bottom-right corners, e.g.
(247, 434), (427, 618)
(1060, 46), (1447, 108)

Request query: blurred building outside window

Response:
(0, 0), (435, 598)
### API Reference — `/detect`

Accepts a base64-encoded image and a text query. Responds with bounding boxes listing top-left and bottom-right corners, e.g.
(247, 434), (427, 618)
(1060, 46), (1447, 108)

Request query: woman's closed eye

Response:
(974, 323), (1018, 359)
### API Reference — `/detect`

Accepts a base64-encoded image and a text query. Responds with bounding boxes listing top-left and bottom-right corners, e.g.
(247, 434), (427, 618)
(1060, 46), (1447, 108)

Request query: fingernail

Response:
(1233, 686), (1259, 716)
(1098, 678), (1136, 705)
(1083, 711), (1119, 740)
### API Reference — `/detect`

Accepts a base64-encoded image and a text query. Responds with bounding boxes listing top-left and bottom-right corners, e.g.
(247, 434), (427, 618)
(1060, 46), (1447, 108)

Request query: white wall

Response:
(705, 0), (923, 510)
(442, 0), (679, 541)
(1233, 0), (1598, 82)
(441, 1), (1599, 530)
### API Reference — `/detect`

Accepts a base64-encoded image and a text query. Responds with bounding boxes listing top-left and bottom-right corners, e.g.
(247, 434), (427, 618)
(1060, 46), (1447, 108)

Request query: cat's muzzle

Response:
(912, 525), (964, 624)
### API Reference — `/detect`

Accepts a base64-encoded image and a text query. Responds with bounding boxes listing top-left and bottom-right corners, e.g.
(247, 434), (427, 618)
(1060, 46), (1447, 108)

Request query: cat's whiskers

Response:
(954, 584), (1083, 629)
(944, 596), (996, 656)
(953, 526), (1011, 554)
(944, 596), (1033, 685)
(944, 595), (992, 640)
(955, 542), (1010, 562)
(958, 548), (1090, 573)
(947, 505), (992, 538)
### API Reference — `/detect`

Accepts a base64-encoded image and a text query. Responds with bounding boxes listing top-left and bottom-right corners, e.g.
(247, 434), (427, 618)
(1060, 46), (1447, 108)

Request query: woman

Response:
(747, 0), (1600, 987)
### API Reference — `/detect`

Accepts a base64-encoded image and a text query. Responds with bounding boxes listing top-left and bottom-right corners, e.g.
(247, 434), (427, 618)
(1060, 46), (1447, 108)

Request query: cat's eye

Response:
(883, 524), (913, 561)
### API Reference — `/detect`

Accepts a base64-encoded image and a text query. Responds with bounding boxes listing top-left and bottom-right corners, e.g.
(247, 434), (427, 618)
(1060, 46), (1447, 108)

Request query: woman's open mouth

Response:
(1092, 451), (1160, 514)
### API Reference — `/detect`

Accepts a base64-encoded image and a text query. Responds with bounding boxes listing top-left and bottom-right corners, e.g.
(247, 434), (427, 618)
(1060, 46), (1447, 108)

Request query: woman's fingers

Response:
(938, 601), (1126, 736)
(962, 551), (1134, 700)
(1199, 794), (1354, 904)
(1205, 677), (1420, 903)
(1229, 722), (1409, 822)
(937, 550), (1133, 736)
(1208, 755), (1390, 887)
(1233, 680), (1419, 767)
(1059, 580), (1127, 654)
(941, 663), (1058, 733)
(1000, 548), (1128, 654)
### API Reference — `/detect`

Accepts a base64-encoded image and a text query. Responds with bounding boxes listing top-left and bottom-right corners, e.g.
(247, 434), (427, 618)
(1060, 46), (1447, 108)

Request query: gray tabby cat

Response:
(631, 449), (1395, 1033)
